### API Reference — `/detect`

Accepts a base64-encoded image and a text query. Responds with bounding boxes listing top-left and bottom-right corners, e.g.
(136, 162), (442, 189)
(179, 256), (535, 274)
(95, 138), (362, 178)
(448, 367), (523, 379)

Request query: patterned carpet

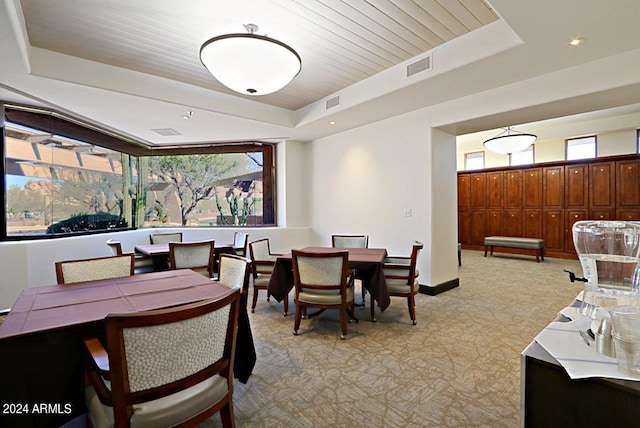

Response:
(202, 250), (583, 427)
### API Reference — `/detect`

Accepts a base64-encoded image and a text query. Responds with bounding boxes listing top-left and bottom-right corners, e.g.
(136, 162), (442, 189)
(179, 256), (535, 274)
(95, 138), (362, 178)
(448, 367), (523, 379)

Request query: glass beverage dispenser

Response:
(572, 221), (640, 318)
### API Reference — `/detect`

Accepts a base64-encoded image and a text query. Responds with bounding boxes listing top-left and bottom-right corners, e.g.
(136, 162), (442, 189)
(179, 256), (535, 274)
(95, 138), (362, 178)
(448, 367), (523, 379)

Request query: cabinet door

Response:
(543, 210), (564, 251)
(504, 209), (523, 237)
(543, 167), (564, 208)
(616, 159), (640, 208)
(470, 210), (487, 245)
(565, 165), (589, 208)
(590, 210), (614, 221)
(487, 209), (503, 237)
(566, 210), (588, 252)
(470, 173), (487, 209)
(458, 175), (471, 209)
(589, 162), (615, 210)
(458, 209), (471, 244)
(487, 172), (503, 208)
(504, 170), (523, 208)
(617, 210), (640, 221)
(523, 168), (542, 208)
(524, 210), (543, 238)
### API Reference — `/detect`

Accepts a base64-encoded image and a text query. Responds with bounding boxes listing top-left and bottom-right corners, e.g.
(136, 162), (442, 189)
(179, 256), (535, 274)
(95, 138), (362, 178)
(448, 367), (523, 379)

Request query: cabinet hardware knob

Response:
(575, 170), (579, 174)
(575, 215), (578, 218)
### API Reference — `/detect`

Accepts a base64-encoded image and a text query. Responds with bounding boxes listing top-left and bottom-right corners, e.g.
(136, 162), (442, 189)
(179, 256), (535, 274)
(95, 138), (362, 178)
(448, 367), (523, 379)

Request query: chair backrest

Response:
(383, 241), (424, 284)
(169, 240), (215, 277)
(218, 253), (251, 295)
(233, 232), (249, 257)
(332, 234), (369, 249)
(292, 250), (349, 296)
(106, 239), (124, 256)
(149, 232), (183, 244)
(101, 288), (240, 426)
(248, 238), (276, 276)
(56, 254), (135, 284)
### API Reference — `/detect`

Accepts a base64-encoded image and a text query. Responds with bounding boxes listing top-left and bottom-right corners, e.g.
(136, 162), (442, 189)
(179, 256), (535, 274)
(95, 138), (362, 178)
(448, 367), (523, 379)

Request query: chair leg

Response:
(340, 307), (347, 339)
(370, 293), (376, 322)
(251, 286), (258, 313)
(293, 302), (303, 335)
(283, 294), (289, 316)
(220, 401), (235, 428)
(408, 294), (417, 325)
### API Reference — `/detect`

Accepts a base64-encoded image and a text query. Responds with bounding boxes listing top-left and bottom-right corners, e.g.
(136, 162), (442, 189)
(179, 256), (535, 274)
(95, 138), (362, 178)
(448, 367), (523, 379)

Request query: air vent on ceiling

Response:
(406, 55), (432, 78)
(326, 96), (340, 110)
(151, 128), (181, 136)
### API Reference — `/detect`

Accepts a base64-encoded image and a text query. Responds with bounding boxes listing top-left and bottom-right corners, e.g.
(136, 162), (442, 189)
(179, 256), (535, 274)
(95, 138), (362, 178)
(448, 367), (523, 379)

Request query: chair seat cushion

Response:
(86, 374), (228, 428)
(254, 275), (271, 287)
(298, 287), (354, 305)
(386, 278), (419, 294)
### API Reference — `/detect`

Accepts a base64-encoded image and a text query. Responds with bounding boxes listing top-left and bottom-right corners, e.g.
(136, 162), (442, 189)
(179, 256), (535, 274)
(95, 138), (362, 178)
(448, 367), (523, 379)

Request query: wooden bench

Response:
(484, 236), (545, 262)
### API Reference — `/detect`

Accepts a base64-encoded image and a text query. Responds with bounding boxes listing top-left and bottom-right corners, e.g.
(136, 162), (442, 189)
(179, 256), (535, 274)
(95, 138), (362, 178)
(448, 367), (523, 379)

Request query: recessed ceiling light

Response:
(569, 37), (586, 47)
(329, 121), (336, 125)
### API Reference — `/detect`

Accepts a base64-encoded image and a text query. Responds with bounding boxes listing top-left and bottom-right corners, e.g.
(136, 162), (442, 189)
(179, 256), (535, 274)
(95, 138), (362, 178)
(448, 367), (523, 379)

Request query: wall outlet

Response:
(403, 208), (412, 217)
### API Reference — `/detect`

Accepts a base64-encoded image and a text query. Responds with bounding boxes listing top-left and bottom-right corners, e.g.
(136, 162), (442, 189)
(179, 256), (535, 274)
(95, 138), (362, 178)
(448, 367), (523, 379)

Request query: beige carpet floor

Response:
(202, 250), (584, 427)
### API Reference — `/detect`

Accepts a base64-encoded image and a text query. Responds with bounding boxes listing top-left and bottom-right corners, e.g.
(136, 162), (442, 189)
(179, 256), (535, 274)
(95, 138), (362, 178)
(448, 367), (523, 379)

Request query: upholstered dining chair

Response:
(292, 249), (356, 339)
(217, 253), (252, 297)
(84, 288), (241, 428)
(248, 238), (287, 315)
(331, 234), (369, 305)
(233, 232), (249, 258)
(149, 232), (183, 244)
(106, 239), (154, 274)
(169, 240), (215, 278)
(372, 241), (423, 325)
(55, 254), (135, 285)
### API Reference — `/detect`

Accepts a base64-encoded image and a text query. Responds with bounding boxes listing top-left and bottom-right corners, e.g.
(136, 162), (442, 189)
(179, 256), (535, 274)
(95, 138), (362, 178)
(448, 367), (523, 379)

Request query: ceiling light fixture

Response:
(200, 24), (301, 96)
(483, 126), (537, 155)
(569, 37), (586, 46)
(182, 111), (194, 120)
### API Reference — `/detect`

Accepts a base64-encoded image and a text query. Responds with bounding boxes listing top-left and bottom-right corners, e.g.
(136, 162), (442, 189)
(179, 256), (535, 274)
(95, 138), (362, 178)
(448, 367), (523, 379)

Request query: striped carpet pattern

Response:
(203, 250), (583, 427)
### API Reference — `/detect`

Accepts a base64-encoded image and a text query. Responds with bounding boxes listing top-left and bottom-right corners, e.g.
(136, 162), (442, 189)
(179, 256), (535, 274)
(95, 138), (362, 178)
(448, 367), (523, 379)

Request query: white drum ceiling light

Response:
(200, 24), (301, 96)
(483, 126), (537, 155)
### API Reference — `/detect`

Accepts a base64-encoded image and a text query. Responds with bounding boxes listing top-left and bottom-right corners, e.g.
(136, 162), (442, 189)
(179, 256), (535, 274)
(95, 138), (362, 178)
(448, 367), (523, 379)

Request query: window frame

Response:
(566, 135), (597, 161)
(2, 104), (276, 240)
(464, 151), (485, 170)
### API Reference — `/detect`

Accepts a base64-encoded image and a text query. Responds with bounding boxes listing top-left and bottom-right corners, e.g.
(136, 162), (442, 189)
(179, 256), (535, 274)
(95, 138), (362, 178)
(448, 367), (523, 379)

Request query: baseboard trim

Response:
(419, 278), (459, 296)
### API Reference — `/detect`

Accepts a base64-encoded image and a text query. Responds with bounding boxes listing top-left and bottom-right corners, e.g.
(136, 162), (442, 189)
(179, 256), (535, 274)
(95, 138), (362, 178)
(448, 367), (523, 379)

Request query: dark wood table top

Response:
(0, 269), (233, 339)
(134, 242), (237, 256)
(277, 247), (387, 263)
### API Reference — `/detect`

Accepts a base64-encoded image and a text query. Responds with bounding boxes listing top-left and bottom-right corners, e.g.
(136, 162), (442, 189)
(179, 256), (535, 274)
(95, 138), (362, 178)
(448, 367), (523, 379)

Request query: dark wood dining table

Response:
(0, 269), (256, 428)
(134, 242), (238, 271)
(268, 247), (391, 312)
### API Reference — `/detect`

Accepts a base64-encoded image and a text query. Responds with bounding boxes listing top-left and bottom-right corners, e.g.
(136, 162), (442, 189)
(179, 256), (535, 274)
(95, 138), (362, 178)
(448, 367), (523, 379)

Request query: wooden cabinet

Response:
(524, 210), (543, 238)
(523, 168), (542, 208)
(617, 159), (640, 208)
(504, 170), (523, 208)
(565, 210), (588, 252)
(458, 175), (471, 209)
(487, 209), (503, 237)
(543, 210), (564, 251)
(470, 173), (486, 209)
(458, 155), (640, 257)
(504, 209), (523, 237)
(470, 210), (487, 245)
(543, 166), (564, 208)
(458, 209), (471, 244)
(589, 162), (615, 210)
(487, 172), (503, 208)
(565, 165), (589, 208)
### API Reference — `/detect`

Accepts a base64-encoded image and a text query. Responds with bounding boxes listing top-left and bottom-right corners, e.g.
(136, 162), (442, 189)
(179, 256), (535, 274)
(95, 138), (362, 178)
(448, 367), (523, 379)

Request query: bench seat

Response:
(484, 236), (545, 262)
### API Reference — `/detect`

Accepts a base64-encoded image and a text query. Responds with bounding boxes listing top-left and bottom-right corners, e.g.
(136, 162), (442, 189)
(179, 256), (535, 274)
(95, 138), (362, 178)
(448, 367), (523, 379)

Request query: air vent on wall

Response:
(326, 96), (340, 110)
(406, 55), (432, 77)
(151, 128), (181, 136)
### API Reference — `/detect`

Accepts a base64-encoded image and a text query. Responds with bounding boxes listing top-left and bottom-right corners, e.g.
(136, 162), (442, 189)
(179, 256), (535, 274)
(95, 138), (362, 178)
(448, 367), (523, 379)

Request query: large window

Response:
(510, 145), (534, 166)
(2, 105), (275, 238)
(464, 151), (484, 170)
(566, 136), (596, 160)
